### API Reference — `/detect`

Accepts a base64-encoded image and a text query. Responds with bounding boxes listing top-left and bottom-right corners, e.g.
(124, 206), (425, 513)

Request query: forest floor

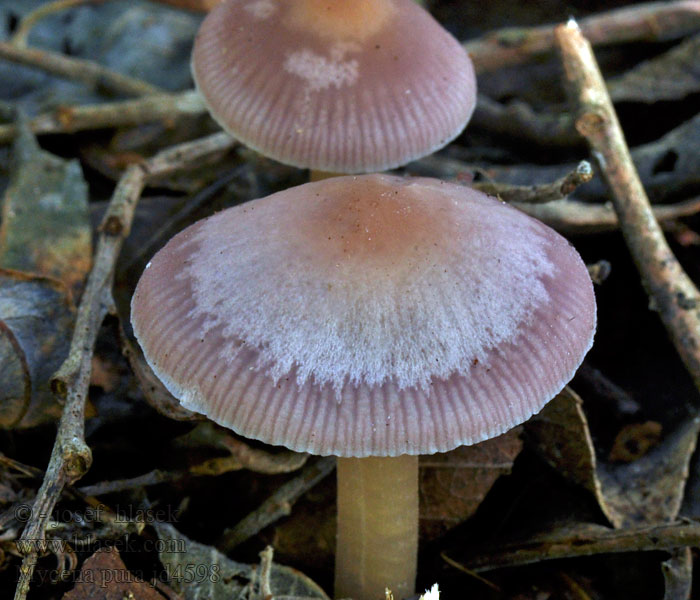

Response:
(0, 1), (699, 599)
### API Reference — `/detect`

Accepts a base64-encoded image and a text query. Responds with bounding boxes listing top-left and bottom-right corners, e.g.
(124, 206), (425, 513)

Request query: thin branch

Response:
(662, 548), (693, 600)
(515, 195), (700, 234)
(218, 456), (336, 552)
(12, 132), (235, 600)
(443, 520), (700, 573)
(78, 470), (179, 496)
(258, 546), (274, 599)
(121, 166), (242, 272)
(0, 40), (164, 98)
(472, 95), (578, 148)
(10, 0), (107, 48)
(0, 90), (205, 145)
(473, 160), (593, 204)
(466, 1), (700, 73)
(555, 20), (700, 392)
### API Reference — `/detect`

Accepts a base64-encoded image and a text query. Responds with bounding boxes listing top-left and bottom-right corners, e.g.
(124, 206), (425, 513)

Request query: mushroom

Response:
(191, 0), (476, 175)
(131, 174), (596, 600)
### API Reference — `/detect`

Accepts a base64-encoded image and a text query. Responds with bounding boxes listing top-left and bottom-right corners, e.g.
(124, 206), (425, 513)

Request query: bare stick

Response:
(466, 1), (700, 73)
(79, 435), (305, 495)
(555, 20), (700, 392)
(473, 95), (578, 148)
(12, 132), (235, 600)
(662, 548), (693, 600)
(515, 196), (700, 234)
(0, 90), (205, 144)
(78, 470), (179, 496)
(443, 520), (700, 573)
(258, 546), (274, 599)
(219, 456), (336, 551)
(121, 167), (241, 272)
(0, 41), (164, 97)
(474, 161), (593, 204)
(10, 0), (107, 48)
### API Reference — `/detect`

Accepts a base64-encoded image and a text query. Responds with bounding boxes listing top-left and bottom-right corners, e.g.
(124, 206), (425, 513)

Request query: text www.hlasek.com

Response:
(16, 535), (186, 556)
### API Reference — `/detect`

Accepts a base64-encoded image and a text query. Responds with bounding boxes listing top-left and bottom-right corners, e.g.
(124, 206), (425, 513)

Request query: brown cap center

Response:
(301, 176), (457, 268)
(286, 0), (396, 41)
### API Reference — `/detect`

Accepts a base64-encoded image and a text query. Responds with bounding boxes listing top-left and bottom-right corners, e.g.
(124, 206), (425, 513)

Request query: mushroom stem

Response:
(335, 455), (418, 600)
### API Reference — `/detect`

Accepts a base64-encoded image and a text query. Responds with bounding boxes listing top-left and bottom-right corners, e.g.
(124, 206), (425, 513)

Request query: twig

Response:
(466, 1), (700, 73)
(575, 363), (641, 417)
(152, 0), (220, 10)
(0, 455), (45, 480)
(443, 520), (700, 573)
(219, 456), (336, 552)
(79, 441), (306, 495)
(662, 548), (693, 600)
(515, 196), (700, 234)
(558, 573), (595, 600)
(10, 0), (107, 48)
(439, 553), (501, 592)
(122, 166), (243, 272)
(78, 469), (178, 496)
(416, 112), (700, 205)
(555, 20), (700, 392)
(0, 41), (164, 97)
(472, 95), (578, 148)
(473, 160), (593, 204)
(12, 131), (235, 600)
(0, 90), (206, 145)
(258, 546), (274, 599)
(176, 422), (309, 476)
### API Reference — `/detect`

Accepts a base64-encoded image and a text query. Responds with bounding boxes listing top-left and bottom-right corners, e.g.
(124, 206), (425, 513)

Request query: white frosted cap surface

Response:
(192, 0), (476, 172)
(131, 175), (596, 456)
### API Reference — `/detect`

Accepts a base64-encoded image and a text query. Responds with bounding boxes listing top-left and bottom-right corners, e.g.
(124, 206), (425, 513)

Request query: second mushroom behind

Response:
(191, 0), (477, 173)
(131, 174), (596, 600)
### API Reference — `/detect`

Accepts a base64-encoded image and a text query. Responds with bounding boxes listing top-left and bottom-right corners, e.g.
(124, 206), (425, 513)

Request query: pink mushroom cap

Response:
(131, 174), (596, 457)
(191, 0), (477, 172)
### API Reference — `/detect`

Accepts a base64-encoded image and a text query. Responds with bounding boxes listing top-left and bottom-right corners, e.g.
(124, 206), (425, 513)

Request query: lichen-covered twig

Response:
(12, 132), (235, 600)
(555, 20), (700, 392)
(473, 160), (593, 204)
(0, 41), (164, 98)
(0, 90), (205, 145)
(466, 1), (700, 73)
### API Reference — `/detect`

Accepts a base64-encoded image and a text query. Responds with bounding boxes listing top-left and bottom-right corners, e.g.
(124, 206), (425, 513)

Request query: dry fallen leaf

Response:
(609, 34), (700, 103)
(122, 333), (200, 422)
(0, 270), (74, 428)
(0, 117), (91, 295)
(62, 547), (165, 600)
(419, 428), (523, 540)
(155, 521), (329, 600)
(527, 387), (700, 527)
(597, 415), (700, 526)
(608, 421), (662, 463)
(90, 355), (122, 394)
